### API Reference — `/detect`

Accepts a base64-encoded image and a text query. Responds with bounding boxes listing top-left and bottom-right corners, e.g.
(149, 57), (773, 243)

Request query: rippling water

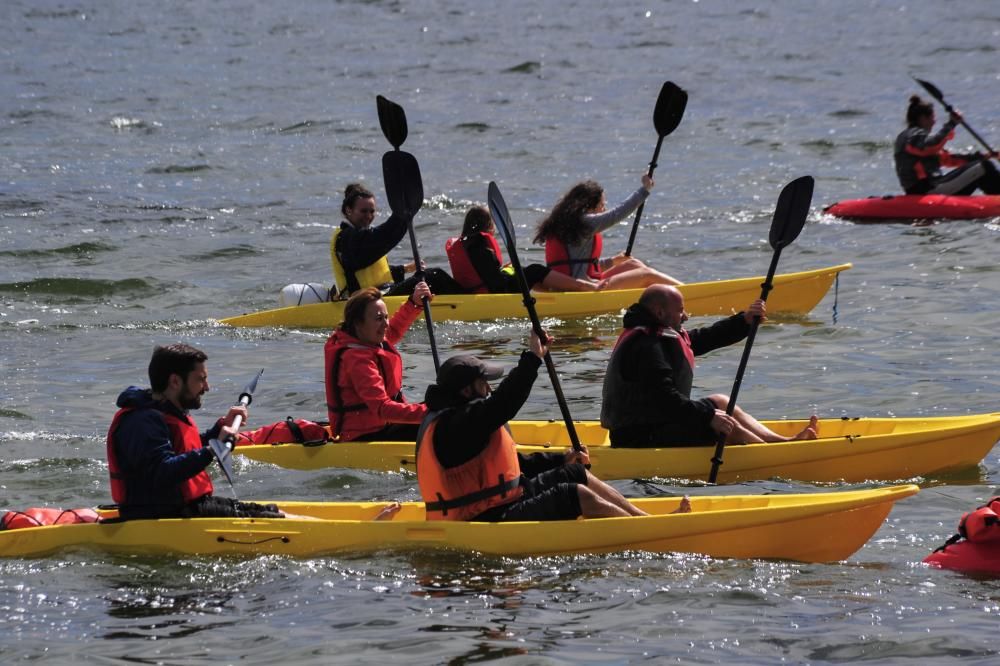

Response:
(3, 0), (1000, 662)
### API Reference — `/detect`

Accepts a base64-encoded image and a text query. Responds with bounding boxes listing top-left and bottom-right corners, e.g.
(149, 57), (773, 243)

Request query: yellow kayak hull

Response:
(0, 486), (917, 562)
(235, 413), (1000, 483)
(220, 263), (851, 328)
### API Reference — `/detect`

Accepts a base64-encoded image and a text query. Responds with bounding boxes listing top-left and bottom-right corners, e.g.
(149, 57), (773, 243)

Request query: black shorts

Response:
(183, 495), (283, 519)
(610, 403), (717, 448)
(473, 463), (587, 522)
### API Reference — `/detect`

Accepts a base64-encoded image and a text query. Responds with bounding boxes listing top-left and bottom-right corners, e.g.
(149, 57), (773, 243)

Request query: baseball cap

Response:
(436, 355), (505, 394)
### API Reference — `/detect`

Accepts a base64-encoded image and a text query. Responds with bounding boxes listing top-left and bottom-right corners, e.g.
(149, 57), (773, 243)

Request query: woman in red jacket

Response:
(324, 283), (431, 441)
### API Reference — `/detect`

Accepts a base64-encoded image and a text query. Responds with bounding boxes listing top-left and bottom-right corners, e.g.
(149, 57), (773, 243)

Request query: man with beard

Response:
(106, 343), (284, 520)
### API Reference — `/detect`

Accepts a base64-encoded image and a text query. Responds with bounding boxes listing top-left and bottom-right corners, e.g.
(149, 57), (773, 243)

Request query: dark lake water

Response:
(3, 0), (1000, 662)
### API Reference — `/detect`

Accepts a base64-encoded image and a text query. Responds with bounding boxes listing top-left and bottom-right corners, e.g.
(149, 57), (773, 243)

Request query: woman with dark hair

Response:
(893, 95), (1000, 195)
(331, 183), (463, 298)
(323, 282), (432, 441)
(533, 175), (681, 291)
(445, 206), (605, 294)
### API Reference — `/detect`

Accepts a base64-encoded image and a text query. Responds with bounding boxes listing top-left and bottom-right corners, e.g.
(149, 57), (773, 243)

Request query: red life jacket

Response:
(545, 233), (603, 279)
(236, 417), (330, 446)
(959, 498), (1000, 543)
(416, 414), (523, 521)
(612, 325), (695, 371)
(324, 330), (405, 439)
(0, 507), (99, 530)
(445, 233), (503, 293)
(106, 407), (214, 504)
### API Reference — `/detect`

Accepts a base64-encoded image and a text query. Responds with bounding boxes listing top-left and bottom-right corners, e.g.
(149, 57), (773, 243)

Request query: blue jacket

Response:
(109, 386), (218, 518)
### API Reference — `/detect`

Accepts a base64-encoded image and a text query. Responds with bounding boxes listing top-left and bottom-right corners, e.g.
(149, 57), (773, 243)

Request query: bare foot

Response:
(792, 415), (819, 440)
(670, 496), (692, 514)
(374, 502), (402, 521)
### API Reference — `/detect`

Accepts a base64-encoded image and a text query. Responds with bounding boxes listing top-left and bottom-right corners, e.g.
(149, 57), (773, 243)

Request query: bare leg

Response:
(584, 471), (648, 516)
(709, 395), (819, 443)
(538, 270), (604, 292)
(577, 485), (632, 517)
(601, 262), (683, 289)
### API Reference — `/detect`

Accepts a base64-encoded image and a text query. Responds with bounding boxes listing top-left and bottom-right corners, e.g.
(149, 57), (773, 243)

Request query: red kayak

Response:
(924, 497), (1000, 575)
(824, 194), (1000, 221)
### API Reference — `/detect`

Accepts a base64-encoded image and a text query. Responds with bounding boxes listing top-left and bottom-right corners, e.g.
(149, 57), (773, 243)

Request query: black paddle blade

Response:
(376, 94), (408, 149)
(768, 175), (814, 250)
(382, 150), (424, 218)
(653, 81), (688, 137)
(487, 181), (516, 250)
(912, 77), (945, 105)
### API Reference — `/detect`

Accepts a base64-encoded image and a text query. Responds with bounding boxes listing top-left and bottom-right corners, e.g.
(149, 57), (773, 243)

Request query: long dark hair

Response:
(906, 95), (934, 127)
(341, 183), (374, 217)
(462, 206), (493, 237)
(339, 287), (382, 338)
(533, 180), (604, 246)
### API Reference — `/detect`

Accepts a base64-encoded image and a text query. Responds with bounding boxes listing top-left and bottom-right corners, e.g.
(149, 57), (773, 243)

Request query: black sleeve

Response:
(338, 213), (410, 272)
(433, 352), (542, 468)
(115, 411), (215, 491)
(464, 235), (508, 293)
(687, 313), (750, 356)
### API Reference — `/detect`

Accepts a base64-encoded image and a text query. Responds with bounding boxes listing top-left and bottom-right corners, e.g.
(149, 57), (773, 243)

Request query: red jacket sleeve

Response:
(385, 298), (422, 347)
(345, 347), (427, 425)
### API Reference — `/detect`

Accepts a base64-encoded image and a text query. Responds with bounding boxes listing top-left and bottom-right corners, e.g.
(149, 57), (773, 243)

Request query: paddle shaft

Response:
(625, 135), (665, 257)
(402, 206), (441, 373)
(506, 242), (584, 453)
(915, 79), (998, 157)
(707, 247), (783, 484)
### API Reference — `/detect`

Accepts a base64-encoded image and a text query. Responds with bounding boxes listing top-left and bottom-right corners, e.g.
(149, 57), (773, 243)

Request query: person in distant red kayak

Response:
(601, 285), (818, 448)
(894, 95), (1000, 195)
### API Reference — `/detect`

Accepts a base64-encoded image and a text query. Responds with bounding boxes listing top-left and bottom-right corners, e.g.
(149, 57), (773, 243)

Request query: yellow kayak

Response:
(0, 485), (917, 562)
(235, 413), (1000, 483)
(220, 263), (851, 328)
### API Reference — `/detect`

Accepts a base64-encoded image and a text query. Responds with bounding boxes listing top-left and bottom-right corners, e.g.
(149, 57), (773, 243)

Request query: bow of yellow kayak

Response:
(234, 413), (1000, 483)
(219, 263), (851, 328)
(0, 485), (918, 563)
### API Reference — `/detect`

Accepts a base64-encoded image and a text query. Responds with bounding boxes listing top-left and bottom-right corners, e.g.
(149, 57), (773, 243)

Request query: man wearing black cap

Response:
(416, 330), (654, 522)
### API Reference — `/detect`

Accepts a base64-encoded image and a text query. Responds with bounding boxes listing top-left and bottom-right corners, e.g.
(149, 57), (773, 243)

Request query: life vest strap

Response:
(425, 475), (521, 516)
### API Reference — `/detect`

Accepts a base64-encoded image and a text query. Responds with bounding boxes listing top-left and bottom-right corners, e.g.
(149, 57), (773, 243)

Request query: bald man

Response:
(600, 285), (817, 447)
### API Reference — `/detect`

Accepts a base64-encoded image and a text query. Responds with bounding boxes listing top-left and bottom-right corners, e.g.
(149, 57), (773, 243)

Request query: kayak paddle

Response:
(207, 368), (264, 496)
(376, 94), (441, 373)
(913, 77), (998, 158)
(707, 176), (814, 484)
(624, 81), (688, 257)
(487, 181), (583, 453)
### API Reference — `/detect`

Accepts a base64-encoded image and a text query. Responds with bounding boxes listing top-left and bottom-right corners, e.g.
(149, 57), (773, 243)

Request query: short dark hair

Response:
(148, 343), (207, 392)
(339, 287), (382, 338)
(341, 183), (374, 217)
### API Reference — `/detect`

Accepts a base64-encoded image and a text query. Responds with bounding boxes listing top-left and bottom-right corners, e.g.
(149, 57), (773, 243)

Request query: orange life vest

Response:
(416, 414), (523, 521)
(545, 233), (603, 279)
(445, 233), (504, 293)
(106, 407), (214, 504)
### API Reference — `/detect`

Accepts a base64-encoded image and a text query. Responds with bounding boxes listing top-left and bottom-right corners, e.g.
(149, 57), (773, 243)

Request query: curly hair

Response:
(533, 180), (604, 246)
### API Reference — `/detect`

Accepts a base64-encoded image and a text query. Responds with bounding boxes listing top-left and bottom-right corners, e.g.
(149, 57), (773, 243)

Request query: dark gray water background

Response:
(2, 0), (1000, 663)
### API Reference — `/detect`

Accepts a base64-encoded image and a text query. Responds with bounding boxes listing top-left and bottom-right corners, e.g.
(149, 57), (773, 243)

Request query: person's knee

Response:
(707, 394), (728, 409)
